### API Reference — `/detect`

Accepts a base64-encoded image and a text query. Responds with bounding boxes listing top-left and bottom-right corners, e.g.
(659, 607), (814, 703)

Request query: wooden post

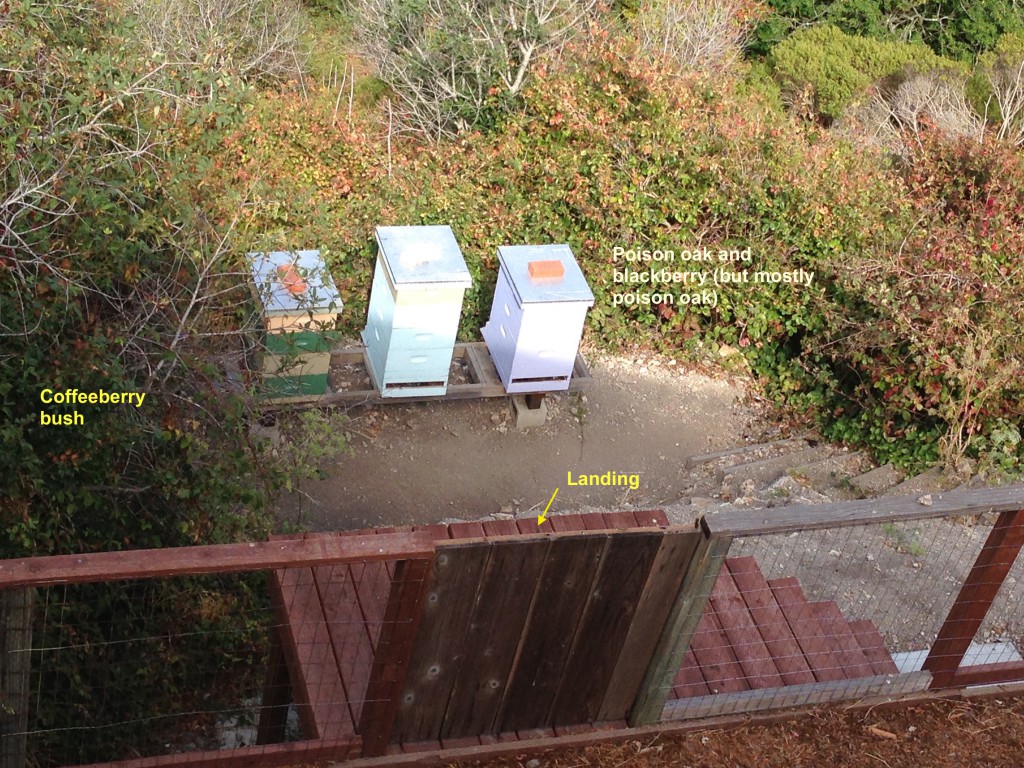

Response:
(628, 531), (731, 726)
(1, 588), (34, 768)
(255, 624), (292, 745)
(923, 508), (1024, 689)
(358, 557), (433, 757)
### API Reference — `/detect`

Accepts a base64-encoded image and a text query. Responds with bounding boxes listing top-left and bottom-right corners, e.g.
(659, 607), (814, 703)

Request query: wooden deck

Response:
(270, 511), (913, 752)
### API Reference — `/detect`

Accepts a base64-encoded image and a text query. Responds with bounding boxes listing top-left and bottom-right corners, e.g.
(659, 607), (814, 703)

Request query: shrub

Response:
(770, 24), (956, 120)
(837, 68), (982, 150)
(975, 32), (1024, 145)
(127, 0), (309, 92)
(351, 0), (596, 139)
(752, 0), (1024, 60)
(634, 0), (765, 74)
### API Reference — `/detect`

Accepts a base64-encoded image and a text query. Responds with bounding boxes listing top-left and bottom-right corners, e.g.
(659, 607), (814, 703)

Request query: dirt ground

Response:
(443, 696), (1024, 768)
(279, 349), (768, 531)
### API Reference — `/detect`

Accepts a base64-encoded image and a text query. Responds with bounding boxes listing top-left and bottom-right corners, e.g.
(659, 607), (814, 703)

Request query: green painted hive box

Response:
(248, 249), (343, 403)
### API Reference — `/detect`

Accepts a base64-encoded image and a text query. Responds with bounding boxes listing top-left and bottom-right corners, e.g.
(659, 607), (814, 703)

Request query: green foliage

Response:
(264, 410), (352, 493)
(770, 24), (955, 119)
(923, 0), (1024, 61)
(1, 0), (273, 559)
(32, 575), (269, 765)
(752, 0), (1024, 60)
(216, 32), (1024, 473)
(0, 2), (320, 757)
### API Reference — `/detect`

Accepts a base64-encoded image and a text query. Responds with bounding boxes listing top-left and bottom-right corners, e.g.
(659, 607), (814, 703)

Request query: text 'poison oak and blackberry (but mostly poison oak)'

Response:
(609, 245), (815, 308)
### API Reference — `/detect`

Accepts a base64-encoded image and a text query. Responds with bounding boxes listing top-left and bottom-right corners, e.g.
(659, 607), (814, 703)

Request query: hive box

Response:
(362, 226), (472, 397)
(481, 244), (593, 393)
(249, 250), (343, 401)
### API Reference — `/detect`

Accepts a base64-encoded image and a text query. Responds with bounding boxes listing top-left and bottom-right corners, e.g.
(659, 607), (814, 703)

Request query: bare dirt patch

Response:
(278, 349), (768, 531)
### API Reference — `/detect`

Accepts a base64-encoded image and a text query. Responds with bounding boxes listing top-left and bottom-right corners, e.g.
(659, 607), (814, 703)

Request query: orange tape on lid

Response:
(528, 260), (565, 280)
(276, 264), (308, 295)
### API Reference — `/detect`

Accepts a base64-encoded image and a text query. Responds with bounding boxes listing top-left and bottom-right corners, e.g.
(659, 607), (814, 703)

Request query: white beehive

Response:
(481, 244), (593, 393)
(362, 225), (472, 397)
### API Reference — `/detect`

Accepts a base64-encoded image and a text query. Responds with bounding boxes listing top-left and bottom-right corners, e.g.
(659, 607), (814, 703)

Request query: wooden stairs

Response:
(269, 511), (923, 753)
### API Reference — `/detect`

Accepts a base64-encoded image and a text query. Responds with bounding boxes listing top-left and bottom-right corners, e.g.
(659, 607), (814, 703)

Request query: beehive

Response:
(249, 250), (343, 401)
(362, 226), (472, 397)
(481, 244), (593, 393)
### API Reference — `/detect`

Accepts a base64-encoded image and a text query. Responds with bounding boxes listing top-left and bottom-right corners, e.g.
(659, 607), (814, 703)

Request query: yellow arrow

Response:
(538, 487), (559, 526)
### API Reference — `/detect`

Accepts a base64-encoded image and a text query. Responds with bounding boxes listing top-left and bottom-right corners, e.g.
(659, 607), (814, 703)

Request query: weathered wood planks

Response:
(499, 534), (609, 732)
(440, 539), (551, 738)
(0, 588), (33, 768)
(550, 531), (664, 725)
(629, 532), (731, 725)
(597, 530), (702, 721)
(392, 542), (493, 742)
(702, 484), (1024, 537)
(0, 533), (436, 588)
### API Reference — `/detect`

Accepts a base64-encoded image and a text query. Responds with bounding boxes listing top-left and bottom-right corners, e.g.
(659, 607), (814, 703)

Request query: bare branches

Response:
(984, 51), (1024, 146)
(836, 69), (983, 153)
(889, 70), (983, 142)
(127, 0), (308, 92)
(354, 0), (595, 140)
(635, 0), (755, 75)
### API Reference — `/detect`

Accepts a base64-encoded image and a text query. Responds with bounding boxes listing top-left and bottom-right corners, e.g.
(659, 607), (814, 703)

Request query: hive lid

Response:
(375, 225), (472, 286)
(249, 249), (343, 317)
(498, 244), (594, 304)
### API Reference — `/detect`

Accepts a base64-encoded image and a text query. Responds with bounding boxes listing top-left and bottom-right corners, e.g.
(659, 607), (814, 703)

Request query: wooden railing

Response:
(1, 485), (1023, 768)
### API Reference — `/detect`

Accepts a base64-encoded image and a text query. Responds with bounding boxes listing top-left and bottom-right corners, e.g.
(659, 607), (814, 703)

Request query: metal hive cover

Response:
(375, 225), (472, 286)
(249, 250), (343, 316)
(497, 244), (594, 304)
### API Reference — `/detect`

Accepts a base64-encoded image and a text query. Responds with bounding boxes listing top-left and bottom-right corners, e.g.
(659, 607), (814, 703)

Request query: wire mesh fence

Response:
(661, 508), (1024, 721)
(0, 535), (434, 768)
(2, 501), (1023, 766)
(26, 573), (273, 767)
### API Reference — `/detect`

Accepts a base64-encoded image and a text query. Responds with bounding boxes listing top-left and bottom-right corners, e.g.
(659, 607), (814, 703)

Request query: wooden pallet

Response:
(263, 342), (592, 407)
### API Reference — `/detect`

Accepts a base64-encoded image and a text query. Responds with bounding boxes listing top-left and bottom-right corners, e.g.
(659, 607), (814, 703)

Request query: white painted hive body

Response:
(249, 249), (343, 402)
(481, 244), (594, 394)
(362, 226), (472, 397)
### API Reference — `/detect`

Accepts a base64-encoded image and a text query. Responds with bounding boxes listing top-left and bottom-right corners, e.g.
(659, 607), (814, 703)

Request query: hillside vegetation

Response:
(3, 0), (1024, 554)
(4, 1), (1024, 759)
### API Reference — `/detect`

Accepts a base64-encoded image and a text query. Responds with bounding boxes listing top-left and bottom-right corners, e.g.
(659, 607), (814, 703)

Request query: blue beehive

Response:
(362, 226), (472, 397)
(481, 244), (593, 393)
(249, 249), (343, 402)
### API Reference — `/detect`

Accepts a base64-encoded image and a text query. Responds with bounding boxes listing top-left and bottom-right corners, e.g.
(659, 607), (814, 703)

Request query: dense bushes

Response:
(752, 0), (1024, 60)
(770, 25), (957, 120)
(217, 28), (1023, 473)
(351, 0), (595, 138)
(0, 0), (277, 559)
(0, 2), (355, 759)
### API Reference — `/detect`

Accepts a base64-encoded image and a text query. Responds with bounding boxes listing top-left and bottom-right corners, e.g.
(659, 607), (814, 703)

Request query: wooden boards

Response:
(0, 588), (33, 768)
(0, 533), (435, 588)
(924, 507), (1024, 688)
(702, 484), (1024, 537)
(390, 528), (701, 743)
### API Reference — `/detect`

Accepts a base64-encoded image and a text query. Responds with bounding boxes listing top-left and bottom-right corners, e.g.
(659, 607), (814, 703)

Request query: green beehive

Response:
(249, 250), (343, 403)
